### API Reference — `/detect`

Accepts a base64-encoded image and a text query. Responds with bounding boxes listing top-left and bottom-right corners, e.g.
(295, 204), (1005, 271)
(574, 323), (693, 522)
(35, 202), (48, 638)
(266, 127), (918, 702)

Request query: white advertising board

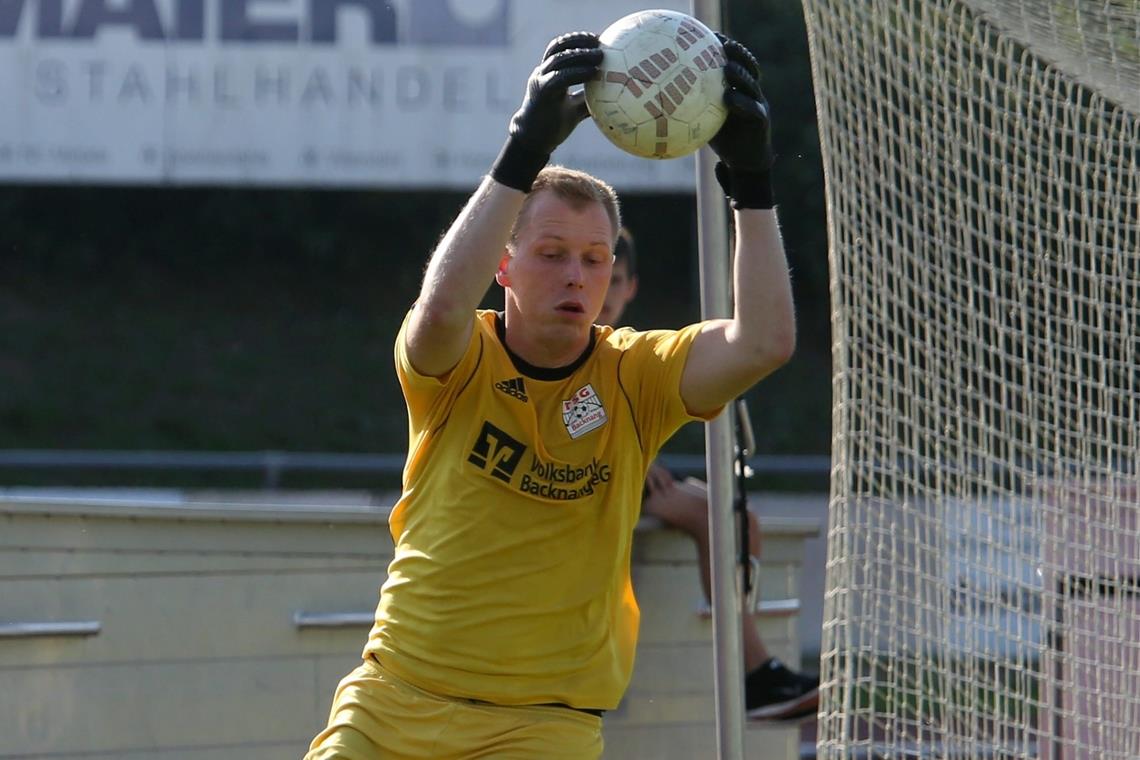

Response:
(0, 0), (701, 191)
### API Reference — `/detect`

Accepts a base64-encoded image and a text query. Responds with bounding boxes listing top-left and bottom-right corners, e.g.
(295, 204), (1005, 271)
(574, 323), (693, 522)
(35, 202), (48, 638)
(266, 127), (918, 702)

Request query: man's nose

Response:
(565, 257), (584, 288)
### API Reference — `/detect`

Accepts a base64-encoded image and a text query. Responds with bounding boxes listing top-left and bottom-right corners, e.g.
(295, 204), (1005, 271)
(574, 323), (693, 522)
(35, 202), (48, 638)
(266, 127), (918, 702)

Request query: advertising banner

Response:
(0, 0), (700, 191)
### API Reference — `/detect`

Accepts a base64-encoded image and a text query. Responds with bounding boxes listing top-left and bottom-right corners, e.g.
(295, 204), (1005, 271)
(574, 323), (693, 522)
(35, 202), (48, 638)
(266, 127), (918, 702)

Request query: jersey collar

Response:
(494, 312), (597, 381)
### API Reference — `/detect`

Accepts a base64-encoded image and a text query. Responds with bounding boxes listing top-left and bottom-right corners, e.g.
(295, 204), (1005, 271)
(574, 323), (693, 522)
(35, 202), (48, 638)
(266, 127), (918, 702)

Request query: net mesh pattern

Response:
(801, 1), (1139, 756)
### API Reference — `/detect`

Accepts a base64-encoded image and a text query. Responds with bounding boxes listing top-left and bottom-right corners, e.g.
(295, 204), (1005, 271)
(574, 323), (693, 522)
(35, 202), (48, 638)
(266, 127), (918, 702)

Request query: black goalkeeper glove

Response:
(490, 32), (603, 192)
(709, 33), (775, 209)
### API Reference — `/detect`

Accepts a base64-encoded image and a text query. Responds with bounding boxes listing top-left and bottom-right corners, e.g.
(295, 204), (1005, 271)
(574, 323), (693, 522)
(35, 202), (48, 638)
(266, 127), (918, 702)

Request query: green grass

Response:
(838, 653), (1040, 730)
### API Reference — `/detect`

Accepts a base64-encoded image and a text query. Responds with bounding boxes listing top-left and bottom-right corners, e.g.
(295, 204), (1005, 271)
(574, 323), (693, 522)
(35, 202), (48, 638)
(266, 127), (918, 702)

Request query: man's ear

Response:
(494, 251), (511, 287)
(628, 274), (639, 301)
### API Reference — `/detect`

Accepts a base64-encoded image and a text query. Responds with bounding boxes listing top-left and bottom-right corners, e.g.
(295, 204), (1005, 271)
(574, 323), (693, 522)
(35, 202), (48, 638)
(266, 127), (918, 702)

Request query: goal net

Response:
(800, 0), (1139, 757)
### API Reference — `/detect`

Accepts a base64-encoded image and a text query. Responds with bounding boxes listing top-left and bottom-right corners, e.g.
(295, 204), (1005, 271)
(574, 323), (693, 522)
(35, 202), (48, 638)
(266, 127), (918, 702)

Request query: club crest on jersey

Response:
(562, 383), (607, 439)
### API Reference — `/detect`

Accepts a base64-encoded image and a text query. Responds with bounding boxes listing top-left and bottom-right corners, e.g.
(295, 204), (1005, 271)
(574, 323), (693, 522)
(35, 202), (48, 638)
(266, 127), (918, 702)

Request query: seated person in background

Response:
(598, 227), (820, 721)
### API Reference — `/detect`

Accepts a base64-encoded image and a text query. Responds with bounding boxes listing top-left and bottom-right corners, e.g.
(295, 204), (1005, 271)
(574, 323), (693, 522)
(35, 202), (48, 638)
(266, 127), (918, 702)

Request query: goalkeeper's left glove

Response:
(708, 34), (775, 210)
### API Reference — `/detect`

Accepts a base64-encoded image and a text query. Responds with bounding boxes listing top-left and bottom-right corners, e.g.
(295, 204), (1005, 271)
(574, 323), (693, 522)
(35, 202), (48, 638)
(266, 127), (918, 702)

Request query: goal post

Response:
(801, 0), (1139, 757)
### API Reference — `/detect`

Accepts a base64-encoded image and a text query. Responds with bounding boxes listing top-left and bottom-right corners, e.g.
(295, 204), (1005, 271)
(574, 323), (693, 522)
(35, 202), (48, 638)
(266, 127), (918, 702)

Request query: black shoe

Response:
(744, 658), (820, 721)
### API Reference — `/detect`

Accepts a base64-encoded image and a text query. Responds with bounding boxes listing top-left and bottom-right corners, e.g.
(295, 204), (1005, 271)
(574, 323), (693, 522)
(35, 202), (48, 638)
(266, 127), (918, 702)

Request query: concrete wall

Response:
(751, 492), (829, 663)
(0, 490), (823, 759)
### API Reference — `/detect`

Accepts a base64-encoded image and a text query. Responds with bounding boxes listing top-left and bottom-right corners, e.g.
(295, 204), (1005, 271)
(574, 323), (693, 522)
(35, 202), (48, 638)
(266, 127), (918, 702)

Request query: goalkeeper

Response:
(307, 29), (796, 759)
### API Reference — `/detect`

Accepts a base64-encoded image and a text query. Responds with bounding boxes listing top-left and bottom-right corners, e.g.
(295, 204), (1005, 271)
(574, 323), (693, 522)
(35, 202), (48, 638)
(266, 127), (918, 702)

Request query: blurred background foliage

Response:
(0, 0), (830, 486)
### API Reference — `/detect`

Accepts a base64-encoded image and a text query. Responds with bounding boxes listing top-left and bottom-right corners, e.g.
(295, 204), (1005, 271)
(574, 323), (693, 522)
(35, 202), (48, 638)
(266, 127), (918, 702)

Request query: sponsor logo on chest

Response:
(562, 383), (607, 439)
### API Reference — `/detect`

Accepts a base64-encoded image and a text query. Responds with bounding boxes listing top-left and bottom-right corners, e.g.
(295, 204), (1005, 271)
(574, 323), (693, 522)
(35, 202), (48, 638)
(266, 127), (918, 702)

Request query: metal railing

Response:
(0, 449), (830, 488)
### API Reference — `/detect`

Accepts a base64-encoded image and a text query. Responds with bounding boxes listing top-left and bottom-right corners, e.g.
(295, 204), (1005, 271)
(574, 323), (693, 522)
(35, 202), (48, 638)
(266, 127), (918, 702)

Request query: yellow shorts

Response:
(305, 657), (604, 760)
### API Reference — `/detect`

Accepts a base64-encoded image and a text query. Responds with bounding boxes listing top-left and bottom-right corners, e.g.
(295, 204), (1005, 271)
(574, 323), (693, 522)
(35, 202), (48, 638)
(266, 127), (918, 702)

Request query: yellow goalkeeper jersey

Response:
(364, 309), (715, 710)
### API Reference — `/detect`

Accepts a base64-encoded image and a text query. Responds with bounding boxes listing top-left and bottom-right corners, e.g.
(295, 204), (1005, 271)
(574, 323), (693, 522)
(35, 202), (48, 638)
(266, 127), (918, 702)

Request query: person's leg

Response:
(641, 477), (769, 669)
(641, 476), (819, 721)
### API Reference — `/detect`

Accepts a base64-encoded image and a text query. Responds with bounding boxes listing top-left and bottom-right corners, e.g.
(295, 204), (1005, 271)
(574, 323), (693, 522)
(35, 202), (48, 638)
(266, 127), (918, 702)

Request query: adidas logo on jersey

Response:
(495, 376), (528, 402)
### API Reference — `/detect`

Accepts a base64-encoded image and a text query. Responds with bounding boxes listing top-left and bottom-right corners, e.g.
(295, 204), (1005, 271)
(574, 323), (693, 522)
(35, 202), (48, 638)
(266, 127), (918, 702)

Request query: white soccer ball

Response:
(585, 10), (728, 160)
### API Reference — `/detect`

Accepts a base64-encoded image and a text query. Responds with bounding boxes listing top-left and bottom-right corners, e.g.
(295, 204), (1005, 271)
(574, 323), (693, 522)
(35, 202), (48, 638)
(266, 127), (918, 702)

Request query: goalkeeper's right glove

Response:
(708, 34), (776, 210)
(490, 32), (603, 192)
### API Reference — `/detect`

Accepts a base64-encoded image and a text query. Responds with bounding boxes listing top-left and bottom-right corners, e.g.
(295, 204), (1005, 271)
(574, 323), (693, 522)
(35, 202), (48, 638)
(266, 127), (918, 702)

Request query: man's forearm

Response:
(403, 177), (525, 378)
(417, 177), (526, 324)
(732, 208), (796, 369)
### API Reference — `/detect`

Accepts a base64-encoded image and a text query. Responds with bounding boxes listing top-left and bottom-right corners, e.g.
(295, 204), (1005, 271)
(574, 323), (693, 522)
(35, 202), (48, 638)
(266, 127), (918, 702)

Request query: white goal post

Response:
(802, 1), (1139, 758)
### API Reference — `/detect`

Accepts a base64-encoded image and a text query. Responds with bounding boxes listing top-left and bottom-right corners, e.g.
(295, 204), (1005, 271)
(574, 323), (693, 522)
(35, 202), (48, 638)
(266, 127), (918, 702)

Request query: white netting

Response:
(802, 0), (1139, 757)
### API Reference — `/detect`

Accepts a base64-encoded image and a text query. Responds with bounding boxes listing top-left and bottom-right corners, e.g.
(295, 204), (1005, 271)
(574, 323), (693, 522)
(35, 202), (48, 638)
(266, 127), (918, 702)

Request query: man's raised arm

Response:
(681, 35), (797, 415)
(405, 33), (602, 378)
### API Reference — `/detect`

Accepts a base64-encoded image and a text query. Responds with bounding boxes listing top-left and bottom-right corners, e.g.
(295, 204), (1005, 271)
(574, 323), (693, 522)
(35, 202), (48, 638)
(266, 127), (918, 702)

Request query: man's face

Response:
(598, 256), (638, 327)
(499, 191), (614, 334)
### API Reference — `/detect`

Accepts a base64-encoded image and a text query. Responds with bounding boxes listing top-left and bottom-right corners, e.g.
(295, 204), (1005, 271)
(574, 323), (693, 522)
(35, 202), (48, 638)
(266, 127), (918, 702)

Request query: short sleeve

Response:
(395, 308), (485, 431)
(616, 323), (724, 458)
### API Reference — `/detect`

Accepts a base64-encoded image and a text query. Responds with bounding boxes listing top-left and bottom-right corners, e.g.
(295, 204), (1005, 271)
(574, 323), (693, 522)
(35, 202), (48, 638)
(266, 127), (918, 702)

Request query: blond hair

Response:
(509, 166), (622, 250)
